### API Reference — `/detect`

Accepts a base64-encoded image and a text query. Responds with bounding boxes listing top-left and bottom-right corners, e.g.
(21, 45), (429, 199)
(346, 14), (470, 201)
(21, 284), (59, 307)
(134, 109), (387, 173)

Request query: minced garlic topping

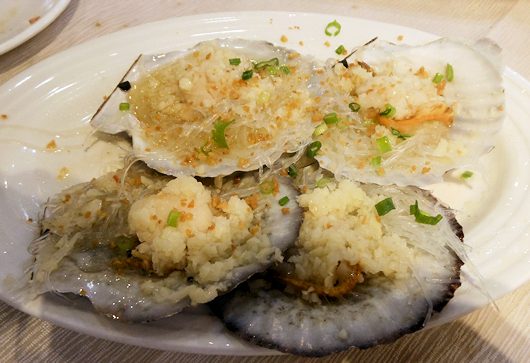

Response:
(127, 40), (316, 170)
(290, 180), (412, 289)
(128, 176), (274, 289)
(315, 54), (467, 182)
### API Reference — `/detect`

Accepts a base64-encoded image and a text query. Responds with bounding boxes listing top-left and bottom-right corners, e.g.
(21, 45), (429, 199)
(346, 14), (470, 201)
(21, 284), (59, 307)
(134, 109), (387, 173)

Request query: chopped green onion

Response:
(199, 143), (212, 155)
(278, 196), (290, 206)
(432, 73), (444, 84)
(287, 165), (298, 178)
(306, 141), (322, 158)
(212, 119), (234, 148)
(229, 58), (241, 66)
(375, 136), (392, 153)
(279, 65), (291, 74)
(313, 123), (328, 137)
(254, 58), (280, 70)
(115, 236), (137, 255)
(167, 210), (181, 228)
(391, 128), (411, 139)
(242, 69), (253, 80)
(349, 102), (361, 112)
(461, 170), (473, 179)
(409, 202), (418, 215)
(324, 20), (341, 36)
(409, 200), (443, 225)
(370, 156), (382, 168)
(259, 179), (275, 194)
(119, 102), (130, 111)
(445, 63), (454, 82)
(316, 177), (331, 188)
(267, 66), (279, 75)
(375, 197), (395, 216)
(323, 112), (339, 125)
(416, 212), (443, 225)
(379, 104), (396, 118)
(335, 45), (346, 55)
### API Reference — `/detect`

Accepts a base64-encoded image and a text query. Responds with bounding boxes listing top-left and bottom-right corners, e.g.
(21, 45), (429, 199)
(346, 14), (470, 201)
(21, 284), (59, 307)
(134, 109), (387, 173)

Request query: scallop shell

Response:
(314, 38), (504, 186)
(28, 164), (302, 322)
(91, 39), (319, 178)
(210, 183), (464, 356)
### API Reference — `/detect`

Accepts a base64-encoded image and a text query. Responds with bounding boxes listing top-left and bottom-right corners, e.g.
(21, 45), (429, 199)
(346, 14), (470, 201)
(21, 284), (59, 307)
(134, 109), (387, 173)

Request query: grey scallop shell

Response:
(90, 39), (319, 178)
(210, 184), (464, 356)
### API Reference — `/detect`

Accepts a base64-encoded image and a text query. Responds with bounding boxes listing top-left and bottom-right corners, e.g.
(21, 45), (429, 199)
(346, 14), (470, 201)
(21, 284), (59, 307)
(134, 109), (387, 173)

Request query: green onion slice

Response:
(323, 112), (339, 125)
(254, 58), (280, 70)
(229, 58), (241, 66)
(316, 177), (331, 188)
(324, 20), (342, 36)
(199, 143), (212, 155)
(242, 69), (253, 80)
(445, 63), (454, 82)
(287, 164), (298, 178)
(212, 119), (234, 148)
(349, 102), (361, 112)
(409, 200), (443, 225)
(375, 197), (395, 216)
(119, 102), (130, 111)
(391, 128), (411, 139)
(432, 73), (444, 84)
(259, 179), (275, 194)
(167, 210), (181, 228)
(279, 65), (291, 74)
(409, 202), (418, 215)
(461, 170), (473, 179)
(267, 66), (279, 75)
(306, 141), (322, 158)
(313, 123), (328, 137)
(370, 156), (382, 168)
(115, 236), (138, 255)
(379, 104), (396, 118)
(335, 45), (346, 55)
(278, 196), (290, 206)
(375, 136), (392, 153)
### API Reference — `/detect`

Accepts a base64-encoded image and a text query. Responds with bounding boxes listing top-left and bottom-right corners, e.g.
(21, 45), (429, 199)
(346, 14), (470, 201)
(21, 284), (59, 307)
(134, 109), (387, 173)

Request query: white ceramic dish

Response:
(0, 0), (70, 55)
(0, 12), (529, 355)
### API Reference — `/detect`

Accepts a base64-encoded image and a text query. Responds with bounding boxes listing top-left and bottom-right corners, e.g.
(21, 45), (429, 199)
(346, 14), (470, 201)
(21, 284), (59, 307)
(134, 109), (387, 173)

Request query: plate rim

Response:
(0, 0), (71, 55)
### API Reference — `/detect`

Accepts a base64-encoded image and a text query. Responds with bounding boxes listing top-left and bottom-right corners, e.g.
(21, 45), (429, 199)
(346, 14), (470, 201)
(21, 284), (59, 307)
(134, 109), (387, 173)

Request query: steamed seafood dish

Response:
(315, 38), (504, 186)
(91, 39), (319, 177)
(30, 164), (301, 321)
(212, 177), (464, 356)
(28, 36), (504, 355)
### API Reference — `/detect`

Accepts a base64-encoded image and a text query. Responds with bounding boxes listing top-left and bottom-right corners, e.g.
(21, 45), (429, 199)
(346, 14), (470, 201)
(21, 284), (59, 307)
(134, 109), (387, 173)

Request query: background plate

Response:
(0, 0), (70, 55)
(0, 11), (529, 355)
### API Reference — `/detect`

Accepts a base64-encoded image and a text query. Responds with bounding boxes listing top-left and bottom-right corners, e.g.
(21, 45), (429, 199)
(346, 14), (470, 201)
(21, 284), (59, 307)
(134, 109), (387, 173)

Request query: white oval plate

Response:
(0, 12), (529, 356)
(0, 0), (70, 55)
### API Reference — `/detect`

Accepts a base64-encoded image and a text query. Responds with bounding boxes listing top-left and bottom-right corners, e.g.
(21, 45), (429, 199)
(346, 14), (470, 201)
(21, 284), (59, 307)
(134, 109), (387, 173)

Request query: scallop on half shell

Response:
(211, 180), (464, 356)
(91, 39), (320, 178)
(313, 38), (504, 186)
(28, 163), (302, 322)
